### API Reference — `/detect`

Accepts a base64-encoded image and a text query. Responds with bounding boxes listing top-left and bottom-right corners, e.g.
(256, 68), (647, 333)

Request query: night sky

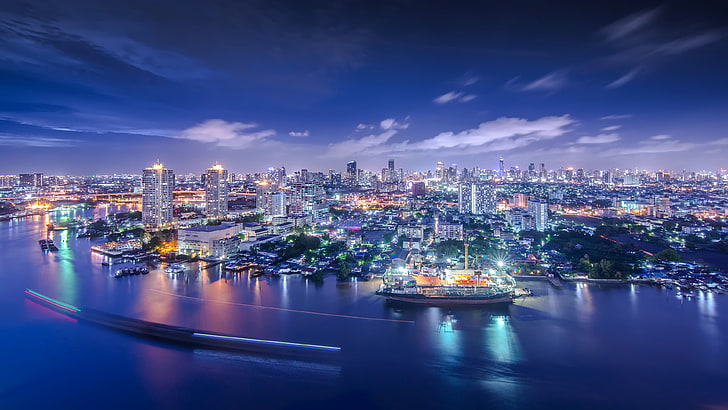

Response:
(1, 0), (727, 175)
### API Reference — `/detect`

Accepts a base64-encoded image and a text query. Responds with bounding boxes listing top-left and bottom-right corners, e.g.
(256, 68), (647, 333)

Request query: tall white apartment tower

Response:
(142, 163), (175, 228)
(527, 199), (548, 231)
(205, 164), (229, 217)
(459, 182), (496, 215)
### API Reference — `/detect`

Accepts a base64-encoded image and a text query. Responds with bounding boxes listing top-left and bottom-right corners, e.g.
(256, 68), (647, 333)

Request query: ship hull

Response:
(378, 291), (513, 306)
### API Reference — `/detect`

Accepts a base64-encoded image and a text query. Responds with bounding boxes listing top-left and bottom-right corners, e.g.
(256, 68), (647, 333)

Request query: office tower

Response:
(204, 164), (228, 217)
(436, 161), (445, 180)
(19, 173), (43, 187)
(346, 161), (357, 184)
(527, 199), (548, 231)
(459, 182), (496, 215)
(499, 157), (505, 178)
(142, 163), (175, 228)
(387, 159), (395, 182)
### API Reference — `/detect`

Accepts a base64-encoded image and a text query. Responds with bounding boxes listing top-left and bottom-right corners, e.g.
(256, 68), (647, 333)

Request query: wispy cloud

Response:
(599, 7), (724, 86)
(379, 118), (409, 130)
(0, 135), (79, 148)
(576, 133), (621, 144)
(327, 115), (574, 158)
(600, 7), (663, 43)
(433, 91), (477, 104)
(607, 67), (641, 88)
(177, 119), (275, 148)
(519, 71), (568, 92)
(601, 125), (621, 131)
(601, 114), (632, 120)
(650, 134), (671, 140)
(355, 123), (374, 131)
(288, 130), (310, 137)
(600, 137), (694, 156)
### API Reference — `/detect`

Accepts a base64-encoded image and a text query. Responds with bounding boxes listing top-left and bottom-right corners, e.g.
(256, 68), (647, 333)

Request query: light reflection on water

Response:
(2, 207), (728, 409)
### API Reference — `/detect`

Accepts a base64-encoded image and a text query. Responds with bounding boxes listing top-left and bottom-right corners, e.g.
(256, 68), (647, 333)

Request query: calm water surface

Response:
(1, 207), (727, 409)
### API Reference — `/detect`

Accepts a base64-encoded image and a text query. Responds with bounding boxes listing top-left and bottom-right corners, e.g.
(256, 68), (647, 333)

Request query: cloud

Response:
(380, 118), (409, 130)
(288, 130), (310, 137)
(600, 7), (663, 43)
(650, 134), (671, 140)
(356, 123), (374, 130)
(600, 7), (724, 76)
(0, 135), (79, 148)
(520, 71), (568, 92)
(433, 91), (478, 104)
(601, 125), (621, 131)
(576, 133), (621, 144)
(607, 67), (641, 88)
(601, 114), (632, 120)
(600, 138), (694, 156)
(326, 129), (400, 158)
(327, 115), (575, 158)
(177, 119), (275, 148)
(433, 91), (463, 104)
(463, 76), (480, 86)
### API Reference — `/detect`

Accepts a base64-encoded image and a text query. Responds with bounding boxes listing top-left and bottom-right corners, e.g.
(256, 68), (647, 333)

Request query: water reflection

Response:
(574, 282), (594, 323)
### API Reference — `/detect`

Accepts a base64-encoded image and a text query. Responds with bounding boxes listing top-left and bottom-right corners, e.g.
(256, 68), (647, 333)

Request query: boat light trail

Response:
(192, 333), (341, 352)
(149, 289), (414, 324)
(25, 289), (81, 312)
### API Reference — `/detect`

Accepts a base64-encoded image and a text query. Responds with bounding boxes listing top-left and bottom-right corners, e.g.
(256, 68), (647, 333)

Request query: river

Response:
(1, 206), (726, 409)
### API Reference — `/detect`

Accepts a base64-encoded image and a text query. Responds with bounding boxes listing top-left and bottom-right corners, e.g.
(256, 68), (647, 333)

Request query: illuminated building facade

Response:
(142, 163), (175, 228)
(204, 164), (228, 217)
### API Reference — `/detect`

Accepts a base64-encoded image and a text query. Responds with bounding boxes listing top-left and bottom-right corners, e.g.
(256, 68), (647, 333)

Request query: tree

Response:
(654, 248), (680, 262)
(311, 269), (325, 282)
(337, 261), (351, 280)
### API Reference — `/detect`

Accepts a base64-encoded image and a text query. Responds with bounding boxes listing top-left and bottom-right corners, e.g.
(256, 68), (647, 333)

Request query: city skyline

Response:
(1, 1), (727, 174)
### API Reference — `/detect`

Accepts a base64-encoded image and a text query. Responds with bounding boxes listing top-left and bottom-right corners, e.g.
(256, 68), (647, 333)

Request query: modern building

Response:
(204, 164), (228, 217)
(513, 193), (528, 208)
(19, 173), (43, 187)
(142, 163), (175, 228)
(346, 160), (357, 184)
(436, 222), (463, 240)
(459, 182), (496, 215)
(527, 199), (548, 231)
(177, 222), (243, 258)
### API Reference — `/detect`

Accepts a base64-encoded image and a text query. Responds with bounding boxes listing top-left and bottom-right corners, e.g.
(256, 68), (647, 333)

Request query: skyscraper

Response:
(527, 199), (548, 231)
(346, 160), (357, 184)
(459, 182), (496, 215)
(204, 164), (228, 217)
(499, 157), (505, 178)
(142, 163), (175, 228)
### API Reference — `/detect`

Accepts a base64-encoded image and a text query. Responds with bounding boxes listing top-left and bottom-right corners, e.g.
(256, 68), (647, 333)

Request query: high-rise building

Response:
(346, 161), (357, 184)
(513, 193), (528, 208)
(459, 182), (496, 215)
(527, 199), (548, 231)
(268, 192), (287, 219)
(499, 157), (505, 178)
(256, 181), (275, 212)
(204, 164), (228, 217)
(19, 173), (43, 187)
(142, 163), (175, 228)
(435, 161), (445, 180)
